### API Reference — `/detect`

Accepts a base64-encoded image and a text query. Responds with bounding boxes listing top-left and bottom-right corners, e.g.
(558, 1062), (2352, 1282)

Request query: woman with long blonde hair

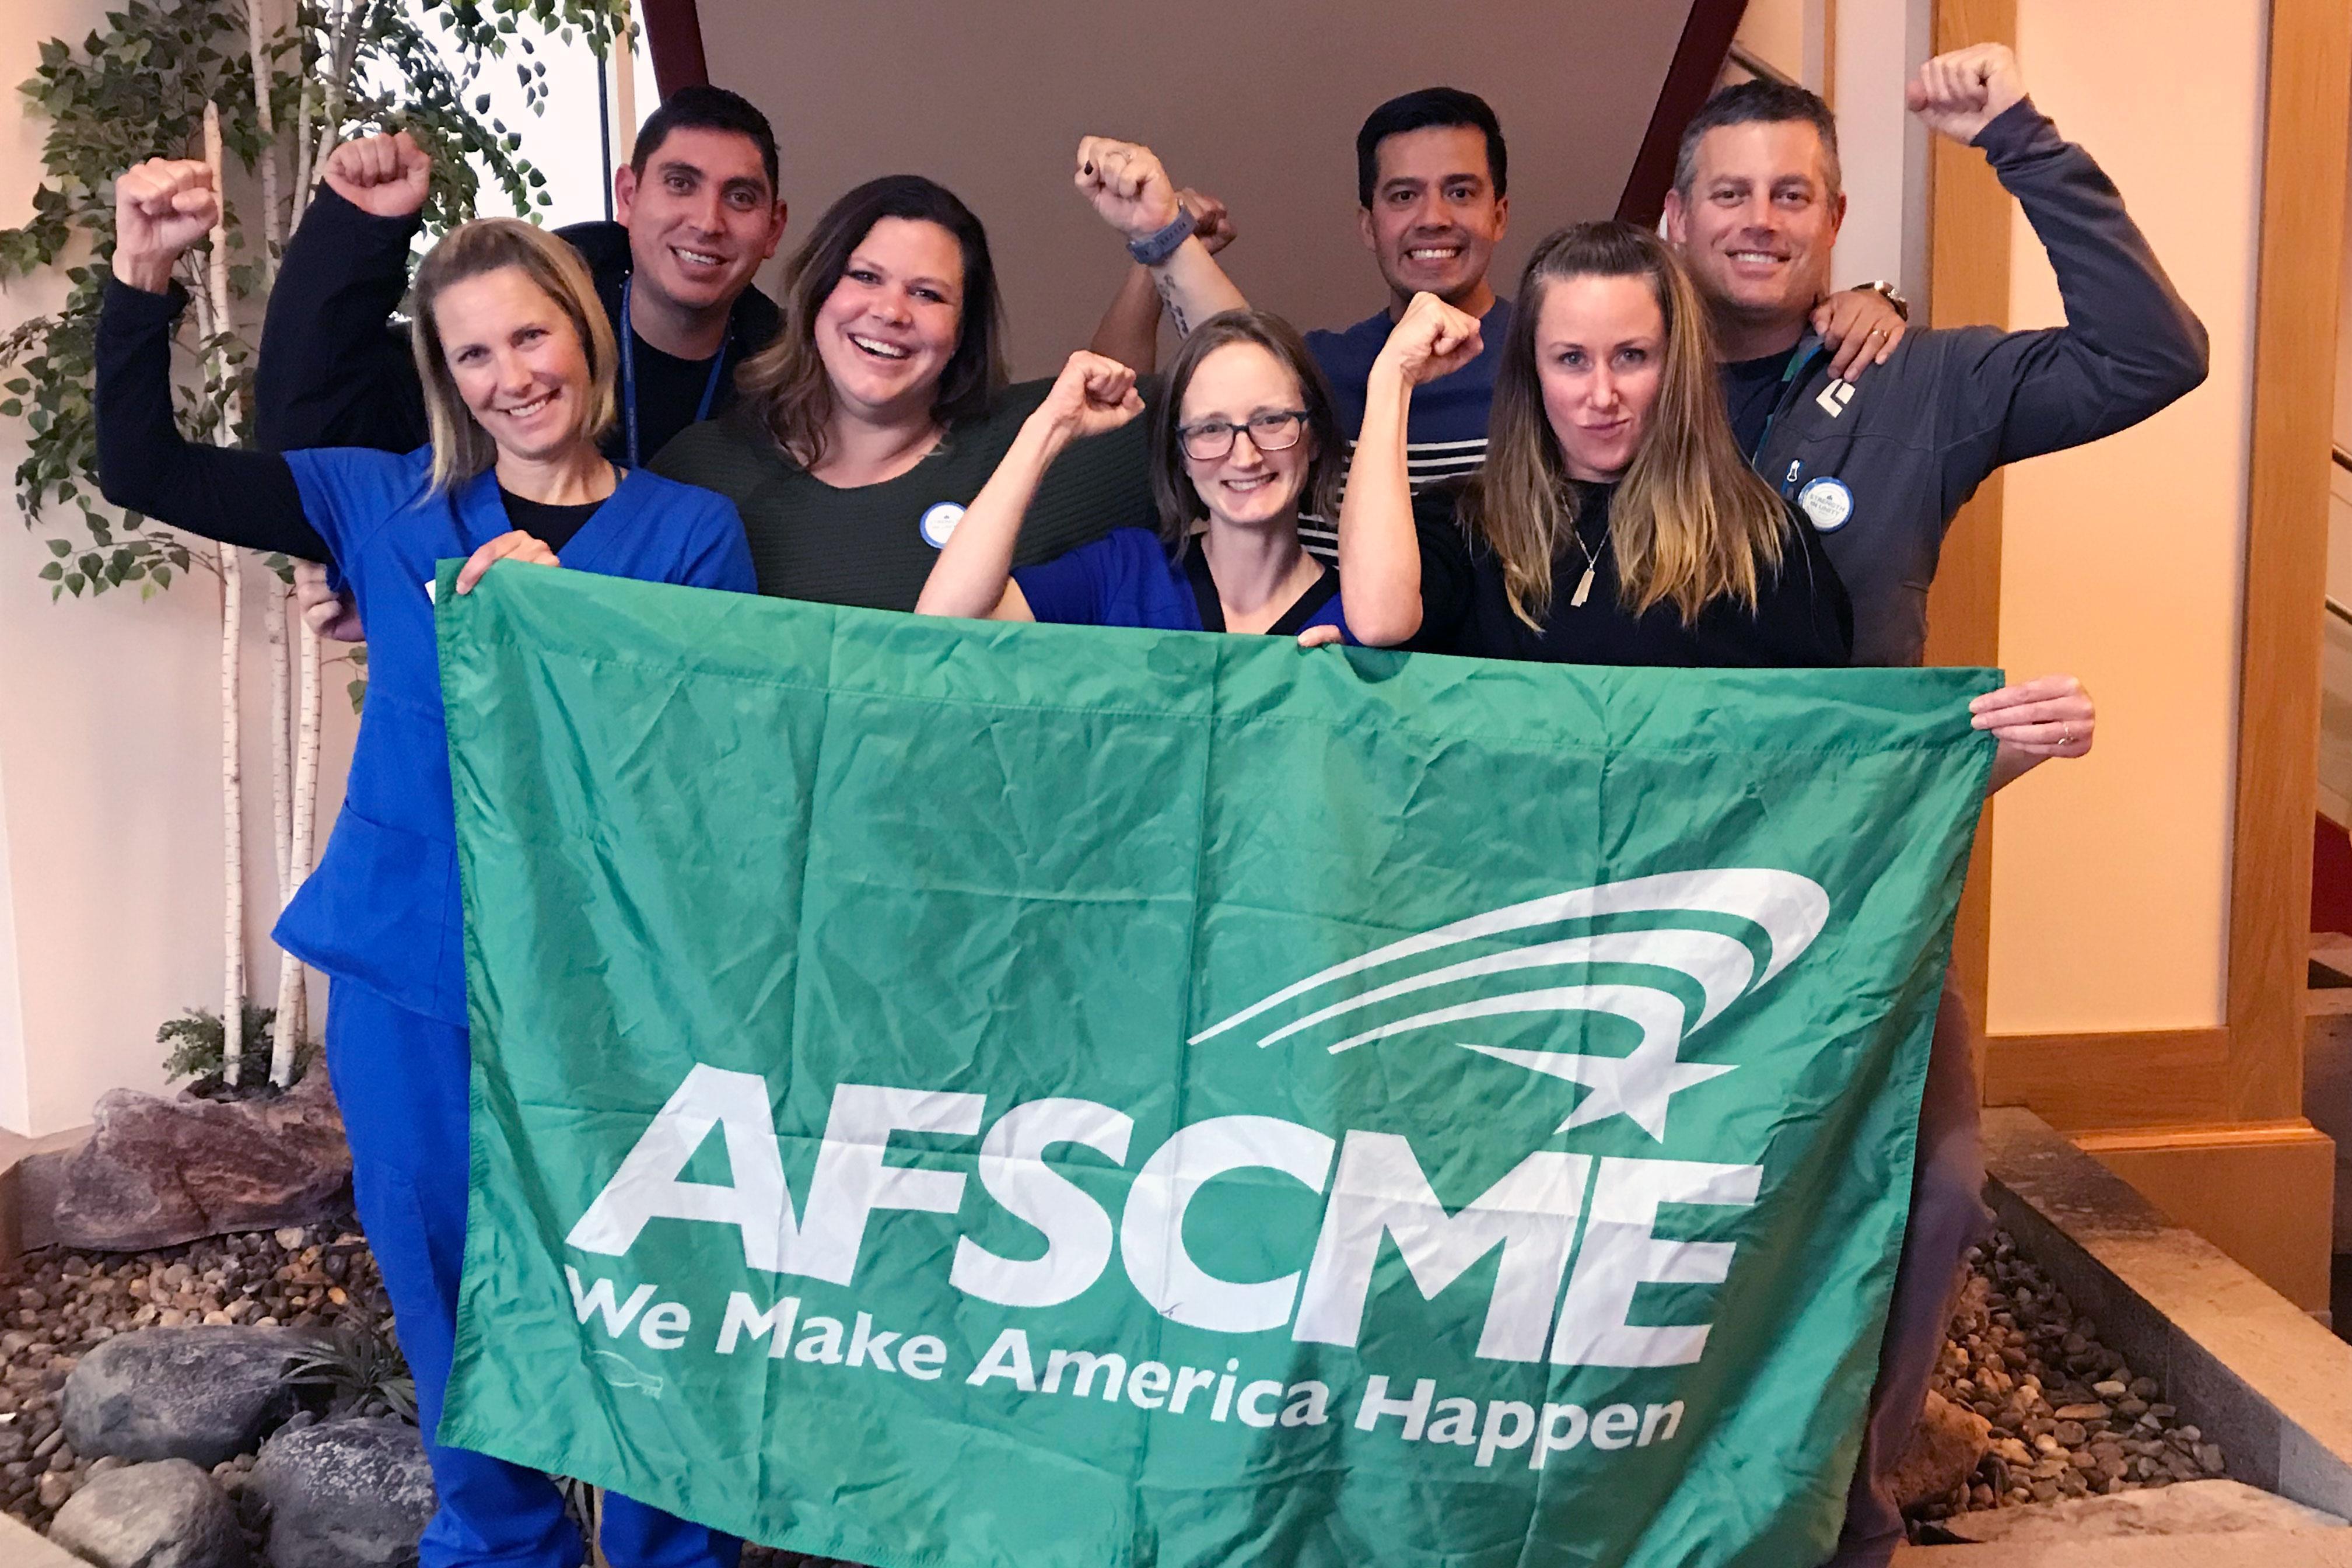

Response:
(1334, 219), (1850, 664)
(1325, 215), (2094, 789)
(94, 158), (751, 1568)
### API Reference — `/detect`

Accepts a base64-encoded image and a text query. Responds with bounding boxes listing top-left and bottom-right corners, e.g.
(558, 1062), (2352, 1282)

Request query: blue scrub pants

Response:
(327, 982), (740, 1568)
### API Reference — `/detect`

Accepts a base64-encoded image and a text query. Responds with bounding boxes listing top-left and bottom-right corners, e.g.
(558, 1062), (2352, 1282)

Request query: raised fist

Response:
(1906, 43), (2026, 145)
(1180, 188), (1236, 256)
(1374, 292), (1485, 387)
(1037, 350), (1145, 441)
(322, 130), (433, 220)
(1074, 137), (1183, 242)
(112, 159), (219, 293)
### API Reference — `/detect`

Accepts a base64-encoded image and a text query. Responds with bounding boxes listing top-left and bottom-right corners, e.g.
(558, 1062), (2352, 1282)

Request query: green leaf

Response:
(37, 561), (60, 580)
(46, 538), (69, 556)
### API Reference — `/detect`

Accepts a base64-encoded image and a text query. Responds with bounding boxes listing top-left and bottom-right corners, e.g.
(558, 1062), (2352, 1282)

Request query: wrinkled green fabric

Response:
(436, 565), (1995, 1568)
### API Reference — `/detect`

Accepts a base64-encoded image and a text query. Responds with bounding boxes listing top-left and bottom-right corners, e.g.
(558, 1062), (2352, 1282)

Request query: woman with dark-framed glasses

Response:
(916, 309), (1352, 638)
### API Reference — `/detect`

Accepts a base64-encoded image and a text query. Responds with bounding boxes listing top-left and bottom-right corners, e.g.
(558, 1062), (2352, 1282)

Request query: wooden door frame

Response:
(1930, 0), (2352, 1147)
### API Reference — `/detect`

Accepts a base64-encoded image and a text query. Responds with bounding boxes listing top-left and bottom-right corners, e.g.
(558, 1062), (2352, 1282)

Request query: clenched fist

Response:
(1907, 43), (2026, 145)
(1035, 351), (1146, 442)
(1374, 292), (1485, 387)
(1074, 137), (1184, 241)
(112, 160), (219, 293)
(321, 130), (433, 220)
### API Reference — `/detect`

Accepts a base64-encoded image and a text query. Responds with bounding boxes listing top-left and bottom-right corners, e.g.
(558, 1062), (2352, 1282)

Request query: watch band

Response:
(1860, 279), (1910, 321)
(1126, 205), (1197, 268)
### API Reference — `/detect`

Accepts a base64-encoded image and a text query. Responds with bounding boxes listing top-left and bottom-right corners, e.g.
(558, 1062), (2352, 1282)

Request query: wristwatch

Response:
(1126, 204), (1198, 268)
(1857, 279), (1910, 321)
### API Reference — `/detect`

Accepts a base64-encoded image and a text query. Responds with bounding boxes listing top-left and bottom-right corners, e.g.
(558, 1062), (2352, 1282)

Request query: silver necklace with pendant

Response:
(1568, 517), (1608, 608)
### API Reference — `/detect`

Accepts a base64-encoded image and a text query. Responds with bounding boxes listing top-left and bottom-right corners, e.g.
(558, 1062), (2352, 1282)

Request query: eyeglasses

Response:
(1177, 410), (1310, 462)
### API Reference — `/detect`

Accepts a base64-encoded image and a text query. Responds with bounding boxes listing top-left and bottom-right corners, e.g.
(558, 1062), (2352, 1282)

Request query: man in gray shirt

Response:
(1665, 44), (2207, 1567)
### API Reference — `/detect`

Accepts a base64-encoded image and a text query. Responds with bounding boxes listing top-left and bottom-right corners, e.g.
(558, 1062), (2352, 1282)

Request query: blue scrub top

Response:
(1013, 527), (1353, 639)
(274, 447), (754, 1026)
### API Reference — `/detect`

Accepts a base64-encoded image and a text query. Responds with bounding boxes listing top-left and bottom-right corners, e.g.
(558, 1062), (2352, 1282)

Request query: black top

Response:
(622, 334), (728, 467)
(499, 491), (606, 554)
(96, 279), (324, 559)
(252, 184), (782, 463)
(652, 383), (1156, 611)
(1179, 547), (1342, 635)
(1405, 479), (1853, 668)
(1721, 350), (1794, 461)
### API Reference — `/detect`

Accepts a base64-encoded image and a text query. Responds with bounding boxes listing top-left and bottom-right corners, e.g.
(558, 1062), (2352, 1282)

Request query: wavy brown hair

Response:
(734, 175), (1007, 471)
(410, 218), (617, 492)
(1467, 220), (1787, 626)
(1149, 310), (1343, 555)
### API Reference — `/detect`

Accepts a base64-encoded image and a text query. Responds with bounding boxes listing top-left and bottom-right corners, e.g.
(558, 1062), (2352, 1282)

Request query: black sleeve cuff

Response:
(298, 181), (426, 257)
(100, 275), (190, 331)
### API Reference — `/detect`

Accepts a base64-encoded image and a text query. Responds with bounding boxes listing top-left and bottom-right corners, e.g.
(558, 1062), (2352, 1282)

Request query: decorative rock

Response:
(47, 1074), (349, 1253)
(62, 1327), (309, 1467)
(1939, 1479), (2347, 1542)
(1890, 1391), (1992, 1511)
(250, 1418), (434, 1568)
(46, 1457), (247, 1568)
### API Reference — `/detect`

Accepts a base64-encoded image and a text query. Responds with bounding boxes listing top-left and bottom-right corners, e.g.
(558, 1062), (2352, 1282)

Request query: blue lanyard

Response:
(618, 276), (729, 467)
(1748, 338), (1822, 491)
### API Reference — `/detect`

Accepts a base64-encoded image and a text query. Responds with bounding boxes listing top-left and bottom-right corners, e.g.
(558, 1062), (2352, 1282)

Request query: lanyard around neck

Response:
(619, 276), (730, 467)
(1746, 338), (1820, 481)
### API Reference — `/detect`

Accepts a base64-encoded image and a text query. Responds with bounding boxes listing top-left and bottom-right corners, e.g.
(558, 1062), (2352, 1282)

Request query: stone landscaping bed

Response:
(0, 1209), (2298, 1566)
(0, 1211), (424, 1564)
(1904, 1230), (2234, 1541)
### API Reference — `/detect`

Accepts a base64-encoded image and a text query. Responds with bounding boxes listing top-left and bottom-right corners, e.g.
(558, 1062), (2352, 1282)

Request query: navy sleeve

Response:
(95, 279), (331, 562)
(1938, 99), (2209, 477)
(254, 184), (430, 454)
(1013, 534), (1114, 624)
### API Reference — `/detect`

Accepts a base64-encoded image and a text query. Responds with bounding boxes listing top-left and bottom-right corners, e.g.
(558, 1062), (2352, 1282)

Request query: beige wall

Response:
(0, 0), (358, 1134)
(703, 1), (1697, 380)
(1982, 0), (2266, 1034)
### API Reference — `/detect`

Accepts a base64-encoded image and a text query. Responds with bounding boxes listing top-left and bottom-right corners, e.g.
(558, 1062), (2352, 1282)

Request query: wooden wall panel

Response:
(2228, 0), (2352, 1122)
(1922, 0), (2015, 1041)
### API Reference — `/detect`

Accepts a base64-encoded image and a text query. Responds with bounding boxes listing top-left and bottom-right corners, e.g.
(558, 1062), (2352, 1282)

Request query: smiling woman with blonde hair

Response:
(1335, 219), (1848, 664)
(91, 156), (752, 1568)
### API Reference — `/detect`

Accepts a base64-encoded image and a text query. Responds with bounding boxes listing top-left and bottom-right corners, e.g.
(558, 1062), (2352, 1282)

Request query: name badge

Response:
(919, 502), (967, 550)
(1797, 477), (1854, 533)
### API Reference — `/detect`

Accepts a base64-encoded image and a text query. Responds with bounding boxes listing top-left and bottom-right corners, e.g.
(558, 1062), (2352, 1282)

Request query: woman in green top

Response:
(654, 170), (1240, 610)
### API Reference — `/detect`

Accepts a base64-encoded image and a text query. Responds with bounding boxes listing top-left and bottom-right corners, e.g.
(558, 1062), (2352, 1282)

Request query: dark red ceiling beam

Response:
(638, 0), (710, 98)
(1616, 0), (1751, 226)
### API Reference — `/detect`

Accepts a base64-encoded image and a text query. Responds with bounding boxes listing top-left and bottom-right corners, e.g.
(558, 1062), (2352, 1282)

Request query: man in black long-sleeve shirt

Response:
(256, 84), (787, 467)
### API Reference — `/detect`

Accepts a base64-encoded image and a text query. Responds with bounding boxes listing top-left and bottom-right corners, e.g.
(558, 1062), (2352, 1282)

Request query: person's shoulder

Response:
(553, 219), (631, 276)
(1305, 307), (1394, 365)
(650, 407), (793, 487)
(286, 442), (432, 495)
(984, 377), (1056, 424)
(1413, 475), (1476, 527)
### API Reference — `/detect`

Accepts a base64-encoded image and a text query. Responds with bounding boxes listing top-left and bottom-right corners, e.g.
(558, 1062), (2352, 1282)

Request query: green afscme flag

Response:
(435, 566), (1995, 1568)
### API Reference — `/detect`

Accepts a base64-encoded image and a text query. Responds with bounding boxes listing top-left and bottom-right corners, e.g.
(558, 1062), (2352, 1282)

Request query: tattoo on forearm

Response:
(1153, 271), (1190, 337)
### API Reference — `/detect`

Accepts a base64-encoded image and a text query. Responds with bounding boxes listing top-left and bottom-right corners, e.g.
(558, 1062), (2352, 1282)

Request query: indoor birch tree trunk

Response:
(204, 103), (247, 1087)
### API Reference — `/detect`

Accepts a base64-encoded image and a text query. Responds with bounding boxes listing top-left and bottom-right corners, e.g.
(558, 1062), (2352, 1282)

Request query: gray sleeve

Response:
(1936, 98), (2209, 479)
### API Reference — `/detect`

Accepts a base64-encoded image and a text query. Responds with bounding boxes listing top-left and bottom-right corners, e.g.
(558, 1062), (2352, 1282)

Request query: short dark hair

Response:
(1673, 79), (1841, 200)
(631, 85), (779, 198)
(1355, 87), (1507, 208)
